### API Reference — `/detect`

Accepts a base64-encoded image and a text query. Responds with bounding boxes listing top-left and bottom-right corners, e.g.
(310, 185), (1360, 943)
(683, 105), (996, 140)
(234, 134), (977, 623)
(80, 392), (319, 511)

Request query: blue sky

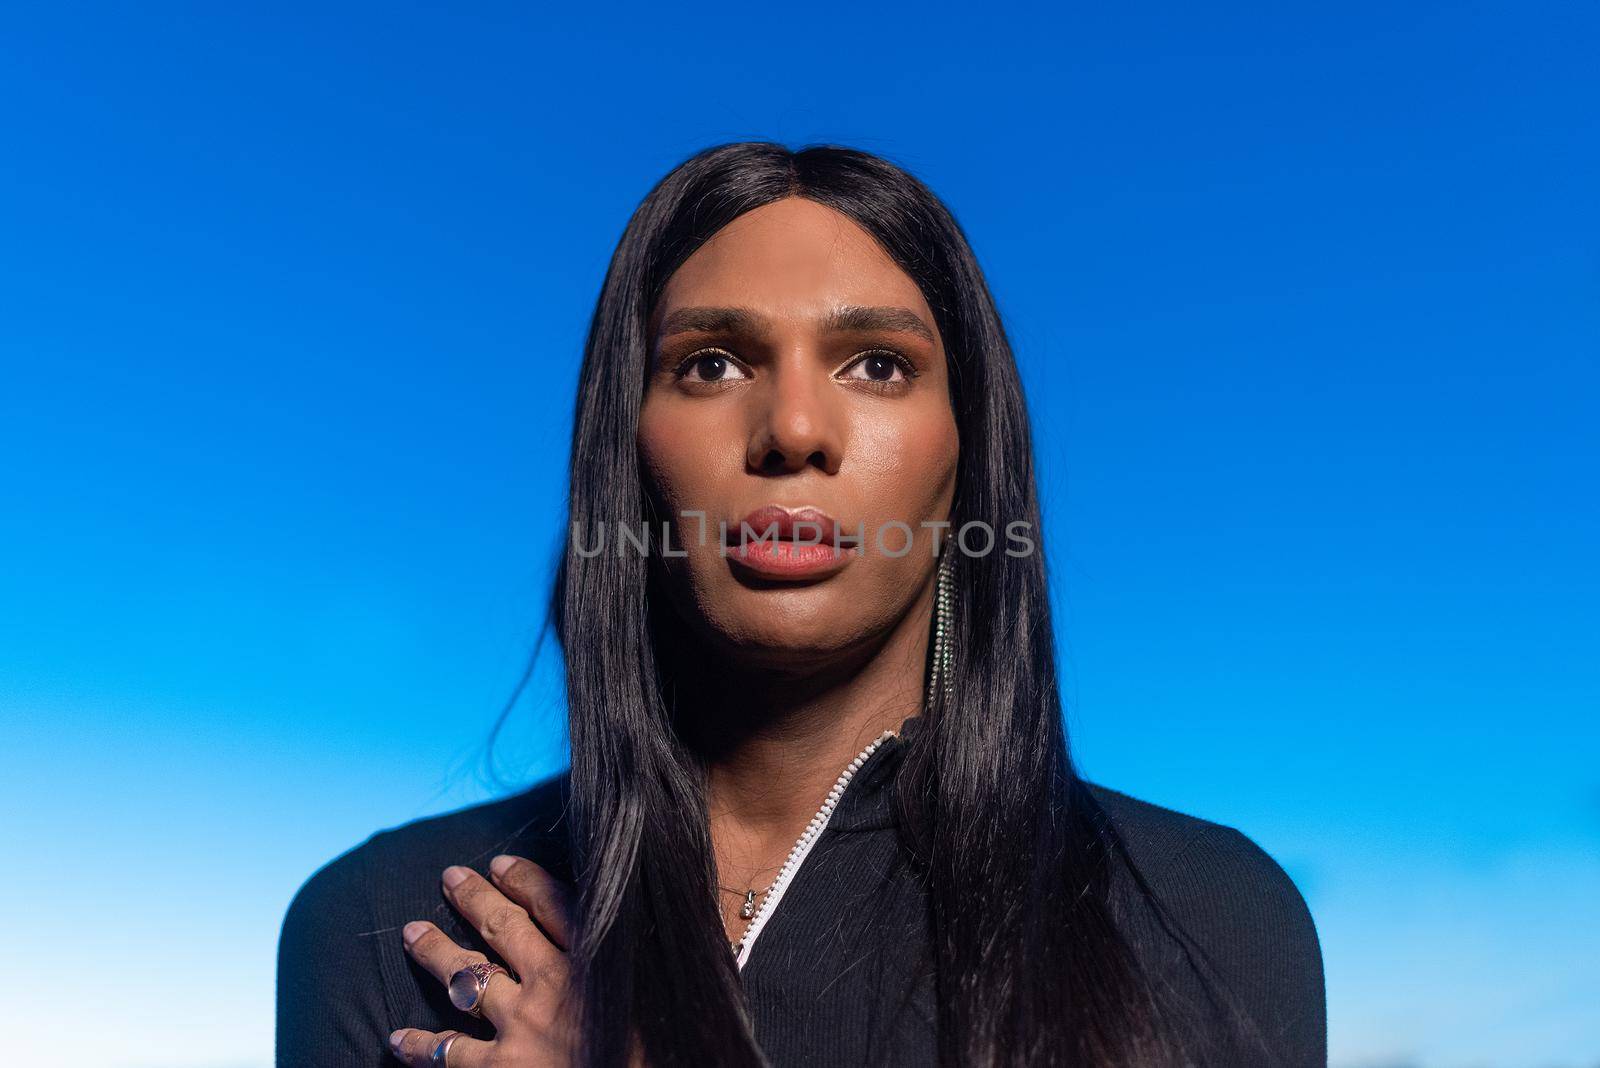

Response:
(1, 4), (1595, 1066)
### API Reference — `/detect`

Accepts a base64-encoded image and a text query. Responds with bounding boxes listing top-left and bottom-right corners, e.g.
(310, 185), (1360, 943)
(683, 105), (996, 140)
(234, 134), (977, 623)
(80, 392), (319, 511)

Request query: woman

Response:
(276, 142), (1325, 1068)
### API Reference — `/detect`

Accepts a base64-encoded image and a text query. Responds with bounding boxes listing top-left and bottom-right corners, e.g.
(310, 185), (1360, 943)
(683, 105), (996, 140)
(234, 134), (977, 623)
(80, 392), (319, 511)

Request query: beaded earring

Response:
(923, 543), (957, 712)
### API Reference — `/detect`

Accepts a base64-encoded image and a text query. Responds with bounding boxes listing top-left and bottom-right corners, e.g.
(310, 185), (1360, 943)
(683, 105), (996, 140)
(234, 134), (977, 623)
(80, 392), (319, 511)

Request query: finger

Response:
(402, 921), (520, 1025)
(488, 855), (576, 951)
(440, 864), (555, 978)
(388, 1026), (492, 1068)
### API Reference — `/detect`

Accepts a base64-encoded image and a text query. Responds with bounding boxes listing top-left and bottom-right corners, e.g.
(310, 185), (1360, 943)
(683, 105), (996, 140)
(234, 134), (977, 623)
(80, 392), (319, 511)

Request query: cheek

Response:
(850, 403), (959, 519)
(638, 402), (726, 507)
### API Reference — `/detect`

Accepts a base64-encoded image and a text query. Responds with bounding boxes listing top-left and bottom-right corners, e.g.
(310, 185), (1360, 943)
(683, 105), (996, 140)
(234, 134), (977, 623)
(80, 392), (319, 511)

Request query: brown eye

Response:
(840, 349), (915, 384)
(676, 349), (751, 384)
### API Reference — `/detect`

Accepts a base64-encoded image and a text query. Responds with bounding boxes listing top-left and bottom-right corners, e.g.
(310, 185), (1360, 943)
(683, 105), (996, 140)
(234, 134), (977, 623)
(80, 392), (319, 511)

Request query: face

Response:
(638, 196), (959, 670)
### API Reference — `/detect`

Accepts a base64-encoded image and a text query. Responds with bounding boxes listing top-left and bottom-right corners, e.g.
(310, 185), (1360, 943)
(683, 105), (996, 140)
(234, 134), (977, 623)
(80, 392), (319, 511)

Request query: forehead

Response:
(655, 196), (930, 320)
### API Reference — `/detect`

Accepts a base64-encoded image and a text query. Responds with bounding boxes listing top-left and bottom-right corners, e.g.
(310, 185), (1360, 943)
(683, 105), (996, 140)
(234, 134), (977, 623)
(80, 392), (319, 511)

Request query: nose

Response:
(746, 355), (844, 476)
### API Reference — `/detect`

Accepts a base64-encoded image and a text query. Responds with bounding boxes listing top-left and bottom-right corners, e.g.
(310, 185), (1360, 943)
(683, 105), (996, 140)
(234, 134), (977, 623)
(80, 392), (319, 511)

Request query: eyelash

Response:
(670, 347), (920, 386)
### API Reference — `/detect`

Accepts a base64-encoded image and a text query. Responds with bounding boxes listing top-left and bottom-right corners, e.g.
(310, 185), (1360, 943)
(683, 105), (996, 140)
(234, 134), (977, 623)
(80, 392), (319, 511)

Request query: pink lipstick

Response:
(726, 505), (861, 580)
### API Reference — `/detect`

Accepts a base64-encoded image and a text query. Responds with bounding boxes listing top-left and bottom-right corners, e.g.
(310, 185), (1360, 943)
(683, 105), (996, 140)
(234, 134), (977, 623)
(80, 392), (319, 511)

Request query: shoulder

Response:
(1086, 784), (1326, 1068)
(282, 768), (574, 930)
(1087, 784), (1302, 898)
(359, 769), (576, 886)
(1087, 784), (1322, 958)
(275, 771), (574, 1066)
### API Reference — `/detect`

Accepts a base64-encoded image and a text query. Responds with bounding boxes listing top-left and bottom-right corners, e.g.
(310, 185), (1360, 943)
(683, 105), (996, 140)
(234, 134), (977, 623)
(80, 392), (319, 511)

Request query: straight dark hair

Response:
(549, 142), (1184, 1067)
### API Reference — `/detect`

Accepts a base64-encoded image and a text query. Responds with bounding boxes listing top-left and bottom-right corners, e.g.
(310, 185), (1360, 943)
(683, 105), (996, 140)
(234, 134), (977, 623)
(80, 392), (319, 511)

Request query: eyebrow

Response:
(824, 305), (937, 342)
(657, 304), (937, 343)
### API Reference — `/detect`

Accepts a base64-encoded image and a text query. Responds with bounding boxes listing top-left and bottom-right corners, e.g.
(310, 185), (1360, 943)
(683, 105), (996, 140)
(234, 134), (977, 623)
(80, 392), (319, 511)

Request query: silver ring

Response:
(431, 1030), (462, 1067)
(448, 960), (514, 1018)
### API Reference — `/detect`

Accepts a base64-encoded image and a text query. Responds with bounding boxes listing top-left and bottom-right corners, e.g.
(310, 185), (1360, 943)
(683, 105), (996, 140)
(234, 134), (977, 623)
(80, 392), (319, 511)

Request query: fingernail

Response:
(403, 921), (428, 946)
(490, 855), (515, 878)
(389, 1029), (406, 1050)
(442, 866), (471, 889)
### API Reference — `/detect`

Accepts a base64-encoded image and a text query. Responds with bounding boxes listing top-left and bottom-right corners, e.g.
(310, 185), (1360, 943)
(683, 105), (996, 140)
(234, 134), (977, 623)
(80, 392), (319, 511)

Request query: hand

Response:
(388, 855), (579, 1067)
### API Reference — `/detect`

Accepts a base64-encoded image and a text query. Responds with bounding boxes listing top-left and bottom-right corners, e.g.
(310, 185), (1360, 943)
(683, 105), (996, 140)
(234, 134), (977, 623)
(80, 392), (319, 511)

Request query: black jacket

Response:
(276, 718), (1325, 1066)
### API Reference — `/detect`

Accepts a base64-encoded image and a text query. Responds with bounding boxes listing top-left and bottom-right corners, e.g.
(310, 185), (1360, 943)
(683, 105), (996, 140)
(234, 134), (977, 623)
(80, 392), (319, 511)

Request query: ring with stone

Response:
(448, 960), (515, 1018)
(430, 1030), (463, 1067)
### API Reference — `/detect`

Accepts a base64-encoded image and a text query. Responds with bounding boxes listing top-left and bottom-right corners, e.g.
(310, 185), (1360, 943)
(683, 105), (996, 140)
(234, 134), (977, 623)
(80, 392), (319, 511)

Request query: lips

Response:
(724, 504), (861, 580)
(730, 505), (855, 546)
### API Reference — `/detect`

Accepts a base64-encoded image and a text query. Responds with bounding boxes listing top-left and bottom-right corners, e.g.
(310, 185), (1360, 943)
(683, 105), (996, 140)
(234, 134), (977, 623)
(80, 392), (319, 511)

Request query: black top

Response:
(276, 717), (1325, 1067)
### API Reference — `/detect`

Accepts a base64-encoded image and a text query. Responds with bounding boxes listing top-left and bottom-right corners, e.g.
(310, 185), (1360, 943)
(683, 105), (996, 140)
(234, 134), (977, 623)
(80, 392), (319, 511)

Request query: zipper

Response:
(732, 727), (899, 971)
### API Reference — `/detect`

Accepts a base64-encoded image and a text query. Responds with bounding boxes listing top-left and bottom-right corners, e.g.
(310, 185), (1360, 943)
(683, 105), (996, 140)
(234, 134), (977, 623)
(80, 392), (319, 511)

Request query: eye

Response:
(839, 349), (917, 385)
(674, 348), (752, 384)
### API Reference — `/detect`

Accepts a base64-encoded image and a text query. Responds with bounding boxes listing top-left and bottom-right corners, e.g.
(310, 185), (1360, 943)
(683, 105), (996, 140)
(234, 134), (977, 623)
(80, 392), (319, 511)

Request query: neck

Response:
(680, 578), (934, 888)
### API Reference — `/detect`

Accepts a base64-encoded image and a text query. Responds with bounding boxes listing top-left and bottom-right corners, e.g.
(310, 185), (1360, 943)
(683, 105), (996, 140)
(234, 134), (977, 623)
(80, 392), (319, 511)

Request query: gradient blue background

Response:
(2, 4), (1595, 1066)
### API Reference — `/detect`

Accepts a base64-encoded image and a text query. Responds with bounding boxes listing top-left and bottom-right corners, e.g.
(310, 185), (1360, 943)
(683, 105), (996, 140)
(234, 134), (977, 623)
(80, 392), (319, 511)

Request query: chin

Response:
(712, 611), (872, 670)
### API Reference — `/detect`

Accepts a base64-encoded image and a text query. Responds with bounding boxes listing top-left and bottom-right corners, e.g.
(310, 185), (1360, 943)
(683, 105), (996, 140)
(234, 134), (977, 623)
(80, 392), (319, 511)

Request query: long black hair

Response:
(549, 142), (1182, 1067)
